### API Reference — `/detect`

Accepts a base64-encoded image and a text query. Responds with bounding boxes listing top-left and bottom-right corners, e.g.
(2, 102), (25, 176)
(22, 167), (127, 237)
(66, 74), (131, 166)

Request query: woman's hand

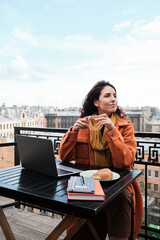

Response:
(72, 117), (89, 132)
(95, 114), (115, 131)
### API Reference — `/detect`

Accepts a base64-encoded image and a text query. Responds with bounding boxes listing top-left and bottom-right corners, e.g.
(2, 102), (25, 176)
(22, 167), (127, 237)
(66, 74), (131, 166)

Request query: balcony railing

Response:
(0, 126), (160, 240)
(134, 132), (160, 239)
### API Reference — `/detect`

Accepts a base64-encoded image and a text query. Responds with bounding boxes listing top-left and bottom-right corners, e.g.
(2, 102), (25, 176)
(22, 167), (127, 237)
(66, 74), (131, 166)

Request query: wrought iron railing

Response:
(0, 127), (159, 239)
(134, 132), (160, 239)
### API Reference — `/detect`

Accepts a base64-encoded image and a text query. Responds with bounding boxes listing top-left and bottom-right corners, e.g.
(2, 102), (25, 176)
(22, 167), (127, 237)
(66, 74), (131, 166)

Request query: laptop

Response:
(16, 134), (82, 178)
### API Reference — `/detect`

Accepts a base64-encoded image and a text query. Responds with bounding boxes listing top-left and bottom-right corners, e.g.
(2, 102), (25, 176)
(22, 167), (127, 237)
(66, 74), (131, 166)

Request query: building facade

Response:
(126, 110), (146, 132)
(45, 111), (79, 129)
(146, 119), (160, 132)
(0, 108), (44, 139)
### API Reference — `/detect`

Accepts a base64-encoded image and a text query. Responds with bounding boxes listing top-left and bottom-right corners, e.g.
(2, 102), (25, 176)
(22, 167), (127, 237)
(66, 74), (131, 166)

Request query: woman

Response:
(59, 80), (143, 240)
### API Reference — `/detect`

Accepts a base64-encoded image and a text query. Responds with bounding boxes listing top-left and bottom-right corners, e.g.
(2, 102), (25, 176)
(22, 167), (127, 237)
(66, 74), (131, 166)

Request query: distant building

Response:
(126, 110), (146, 132)
(125, 106), (160, 132)
(146, 118), (160, 132)
(0, 108), (44, 138)
(45, 111), (80, 128)
(150, 107), (159, 117)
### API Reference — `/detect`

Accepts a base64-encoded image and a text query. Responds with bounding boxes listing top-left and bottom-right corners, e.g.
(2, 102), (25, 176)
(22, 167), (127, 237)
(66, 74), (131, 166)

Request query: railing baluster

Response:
(145, 164), (148, 238)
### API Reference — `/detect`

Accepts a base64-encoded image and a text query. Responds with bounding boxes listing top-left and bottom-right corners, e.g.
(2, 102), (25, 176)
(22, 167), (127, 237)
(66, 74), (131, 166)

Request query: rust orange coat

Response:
(59, 115), (143, 240)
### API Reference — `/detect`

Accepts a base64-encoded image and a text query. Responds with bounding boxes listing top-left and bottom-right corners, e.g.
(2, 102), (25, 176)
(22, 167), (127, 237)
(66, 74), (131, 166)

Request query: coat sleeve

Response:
(59, 127), (78, 162)
(105, 121), (137, 169)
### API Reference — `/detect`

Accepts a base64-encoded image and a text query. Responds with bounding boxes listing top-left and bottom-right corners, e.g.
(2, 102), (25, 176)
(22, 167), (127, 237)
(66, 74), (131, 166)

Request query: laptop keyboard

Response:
(57, 168), (73, 175)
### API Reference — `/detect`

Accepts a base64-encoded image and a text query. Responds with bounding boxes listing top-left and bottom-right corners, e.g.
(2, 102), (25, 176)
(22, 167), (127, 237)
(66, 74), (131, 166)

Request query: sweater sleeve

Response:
(105, 121), (137, 169)
(59, 127), (78, 162)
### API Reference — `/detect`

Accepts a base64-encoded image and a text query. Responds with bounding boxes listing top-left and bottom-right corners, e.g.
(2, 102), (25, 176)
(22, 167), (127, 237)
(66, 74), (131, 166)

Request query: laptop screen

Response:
(16, 135), (82, 177)
(16, 135), (58, 177)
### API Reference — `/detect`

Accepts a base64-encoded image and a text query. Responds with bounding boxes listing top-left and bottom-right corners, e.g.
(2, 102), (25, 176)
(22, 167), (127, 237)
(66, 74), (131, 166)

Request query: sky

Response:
(0, 0), (160, 109)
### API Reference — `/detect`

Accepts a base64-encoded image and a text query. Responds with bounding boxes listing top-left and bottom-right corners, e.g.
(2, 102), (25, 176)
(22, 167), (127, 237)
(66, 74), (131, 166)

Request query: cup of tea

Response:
(88, 115), (102, 131)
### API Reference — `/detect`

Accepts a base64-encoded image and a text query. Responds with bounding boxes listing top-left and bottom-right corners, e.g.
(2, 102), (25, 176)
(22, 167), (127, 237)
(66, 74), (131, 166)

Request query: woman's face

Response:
(94, 86), (118, 115)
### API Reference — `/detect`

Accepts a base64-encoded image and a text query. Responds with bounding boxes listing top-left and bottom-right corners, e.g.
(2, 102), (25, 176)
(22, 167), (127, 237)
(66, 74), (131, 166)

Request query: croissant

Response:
(92, 168), (113, 180)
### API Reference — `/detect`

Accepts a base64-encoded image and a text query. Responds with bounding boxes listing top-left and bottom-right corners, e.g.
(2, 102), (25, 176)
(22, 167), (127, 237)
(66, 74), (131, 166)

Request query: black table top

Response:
(0, 162), (141, 219)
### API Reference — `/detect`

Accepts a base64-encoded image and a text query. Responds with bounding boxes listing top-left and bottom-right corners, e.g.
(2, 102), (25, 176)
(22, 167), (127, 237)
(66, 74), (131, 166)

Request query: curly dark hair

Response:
(80, 80), (126, 118)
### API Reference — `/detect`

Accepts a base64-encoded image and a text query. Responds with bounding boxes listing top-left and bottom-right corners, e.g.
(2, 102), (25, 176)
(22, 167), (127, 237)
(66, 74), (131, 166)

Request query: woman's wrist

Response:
(72, 126), (79, 132)
(105, 123), (115, 131)
(108, 125), (115, 131)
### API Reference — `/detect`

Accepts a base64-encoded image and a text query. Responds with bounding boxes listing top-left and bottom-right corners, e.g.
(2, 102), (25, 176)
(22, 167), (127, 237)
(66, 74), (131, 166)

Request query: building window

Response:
(154, 184), (158, 191)
(147, 183), (151, 190)
(148, 170), (152, 177)
(140, 182), (144, 189)
(155, 171), (159, 178)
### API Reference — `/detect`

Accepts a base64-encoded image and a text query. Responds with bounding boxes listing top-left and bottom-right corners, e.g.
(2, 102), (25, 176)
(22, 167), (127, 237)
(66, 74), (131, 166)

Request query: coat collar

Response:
(115, 115), (130, 128)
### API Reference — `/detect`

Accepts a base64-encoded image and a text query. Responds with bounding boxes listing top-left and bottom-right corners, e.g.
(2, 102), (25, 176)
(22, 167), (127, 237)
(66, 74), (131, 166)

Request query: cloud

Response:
(114, 21), (131, 31)
(38, 33), (106, 56)
(1, 16), (160, 108)
(0, 41), (25, 57)
(65, 16), (160, 72)
(131, 16), (160, 38)
(122, 9), (136, 15)
(64, 34), (92, 41)
(2, 16), (160, 86)
(12, 28), (39, 46)
(4, 16), (160, 61)
(10, 56), (28, 73)
(5, 56), (29, 80)
(32, 72), (55, 81)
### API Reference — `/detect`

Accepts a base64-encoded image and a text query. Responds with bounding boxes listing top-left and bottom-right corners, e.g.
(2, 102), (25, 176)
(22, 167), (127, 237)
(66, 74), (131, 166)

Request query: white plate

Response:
(80, 170), (120, 181)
